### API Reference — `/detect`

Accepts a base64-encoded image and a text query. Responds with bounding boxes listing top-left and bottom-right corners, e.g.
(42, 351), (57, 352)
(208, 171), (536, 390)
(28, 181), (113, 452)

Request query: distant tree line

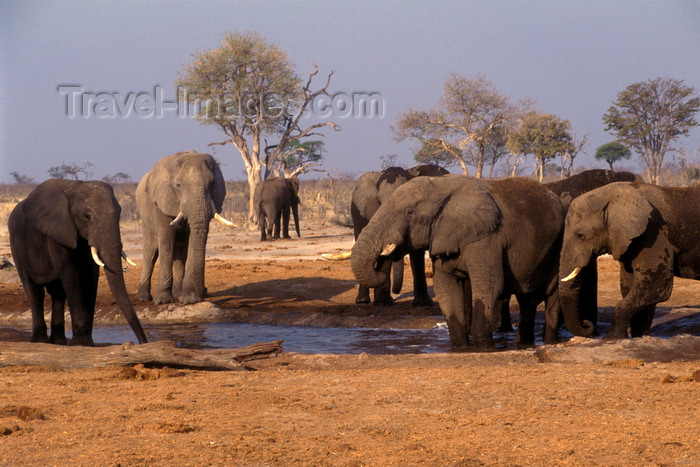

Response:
(394, 75), (699, 184)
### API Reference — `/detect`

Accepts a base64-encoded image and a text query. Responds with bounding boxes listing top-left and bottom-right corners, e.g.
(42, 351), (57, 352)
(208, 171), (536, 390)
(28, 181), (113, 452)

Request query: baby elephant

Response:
(254, 177), (301, 241)
(8, 179), (147, 346)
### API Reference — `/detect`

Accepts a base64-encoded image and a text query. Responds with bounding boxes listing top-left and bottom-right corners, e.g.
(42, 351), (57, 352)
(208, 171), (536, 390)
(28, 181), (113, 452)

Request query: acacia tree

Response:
(594, 141), (632, 171)
(413, 138), (461, 169)
(394, 74), (520, 178)
(177, 31), (339, 221)
(47, 162), (94, 180)
(276, 139), (326, 177)
(507, 112), (574, 182)
(603, 77), (699, 184)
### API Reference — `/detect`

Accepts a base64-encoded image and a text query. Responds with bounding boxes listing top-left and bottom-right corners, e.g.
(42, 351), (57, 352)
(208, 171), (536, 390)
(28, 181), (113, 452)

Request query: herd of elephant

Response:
(7, 150), (700, 351)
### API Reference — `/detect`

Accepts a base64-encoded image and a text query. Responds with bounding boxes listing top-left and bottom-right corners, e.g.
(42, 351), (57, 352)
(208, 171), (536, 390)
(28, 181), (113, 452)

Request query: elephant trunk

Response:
(99, 246), (148, 344)
(351, 216), (398, 289)
(180, 196), (211, 304)
(391, 258), (404, 294)
(559, 261), (595, 338)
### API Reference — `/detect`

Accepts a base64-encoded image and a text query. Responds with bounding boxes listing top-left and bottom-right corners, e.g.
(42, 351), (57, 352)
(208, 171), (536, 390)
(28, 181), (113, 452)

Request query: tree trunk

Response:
(0, 340), (283, 370)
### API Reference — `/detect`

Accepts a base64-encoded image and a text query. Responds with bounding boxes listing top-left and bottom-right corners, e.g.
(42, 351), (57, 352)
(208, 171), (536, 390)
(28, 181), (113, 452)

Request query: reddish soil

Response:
(0, 222), (699, 465)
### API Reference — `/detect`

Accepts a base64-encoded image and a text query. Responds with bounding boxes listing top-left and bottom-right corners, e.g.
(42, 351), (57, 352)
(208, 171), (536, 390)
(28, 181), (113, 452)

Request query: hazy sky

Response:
(1, 0), (699, 183)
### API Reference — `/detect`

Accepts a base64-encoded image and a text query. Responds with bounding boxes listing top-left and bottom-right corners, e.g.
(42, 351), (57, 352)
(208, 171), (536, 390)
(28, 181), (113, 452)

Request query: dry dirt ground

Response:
(0, 222), (699, 465)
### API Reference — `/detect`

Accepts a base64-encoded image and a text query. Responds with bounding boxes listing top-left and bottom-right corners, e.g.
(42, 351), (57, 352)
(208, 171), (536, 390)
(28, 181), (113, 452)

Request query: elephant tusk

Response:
(170, 212), (185, 226)
(214, 212), (237, 227)
(91, 246), (105, 267)
(561, 267), (582, 282)
(121, 251), (137, 267)
(380, 243), (397, 256)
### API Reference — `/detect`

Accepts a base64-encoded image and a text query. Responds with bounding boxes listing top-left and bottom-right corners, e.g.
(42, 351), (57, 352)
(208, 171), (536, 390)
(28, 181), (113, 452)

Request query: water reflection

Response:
(91, 322), (456, 354)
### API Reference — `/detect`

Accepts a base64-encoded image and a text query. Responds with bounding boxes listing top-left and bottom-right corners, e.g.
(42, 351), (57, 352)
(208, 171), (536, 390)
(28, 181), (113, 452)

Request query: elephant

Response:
(352, 175), (565, 349)
(8, 179), (148, 346)
(350, 165), (449, 306)
(559, 181), (700, 339)
(254, 176), (301, 241)
(496, 169), (643, 333)
(135, 151), (234, 305)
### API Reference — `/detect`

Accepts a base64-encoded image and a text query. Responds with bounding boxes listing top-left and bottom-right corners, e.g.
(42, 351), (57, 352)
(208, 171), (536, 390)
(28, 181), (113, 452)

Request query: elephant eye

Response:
(83, 212), (93, 222)
(575, 231), (586, 241)
(405, 208), (415, 218)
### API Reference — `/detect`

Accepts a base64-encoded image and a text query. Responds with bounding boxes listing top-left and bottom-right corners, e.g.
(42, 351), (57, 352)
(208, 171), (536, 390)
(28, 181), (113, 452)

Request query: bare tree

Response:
(10, 172), (35, 185)
(48, 162), (94, 180)
(394, 74), (521, 178)
(177, 31), (340, 222)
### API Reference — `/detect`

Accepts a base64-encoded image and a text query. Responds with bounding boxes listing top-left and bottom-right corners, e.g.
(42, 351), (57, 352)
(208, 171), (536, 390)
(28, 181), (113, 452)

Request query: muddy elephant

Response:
(135, 151), (234, 305)
(352, 175), (565, 349)
(8, 179), (147, 346)
(254, 176), (301, 241)
(351, 165), (448, 306)
(496, 169), (643, 334)
(560, 181), (700, 339)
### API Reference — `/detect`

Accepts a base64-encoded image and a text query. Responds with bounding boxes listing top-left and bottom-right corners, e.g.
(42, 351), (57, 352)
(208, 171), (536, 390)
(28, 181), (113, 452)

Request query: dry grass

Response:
(0, 178), (356, 242)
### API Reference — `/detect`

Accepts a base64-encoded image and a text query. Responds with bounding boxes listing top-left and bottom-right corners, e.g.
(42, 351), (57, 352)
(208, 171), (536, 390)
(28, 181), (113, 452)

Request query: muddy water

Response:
(91, 323), (456, 354)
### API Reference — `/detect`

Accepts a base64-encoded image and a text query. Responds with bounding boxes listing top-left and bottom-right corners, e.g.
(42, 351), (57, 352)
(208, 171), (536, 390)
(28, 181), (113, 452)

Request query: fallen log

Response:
(0, 340), (284, 371)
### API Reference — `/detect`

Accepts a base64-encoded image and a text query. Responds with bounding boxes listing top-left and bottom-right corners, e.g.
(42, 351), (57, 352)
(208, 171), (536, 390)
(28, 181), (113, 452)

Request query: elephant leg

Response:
(24, 280), (49, 343)
(153, 224), (176, 304)
(409, 251), (434, 307)
(46, 280), (67, 345)
(172, 229), (188, 301)
(259, 211), (267, 241)
(57, 262), (94, 346)
(136, 222), (158, 302)
(355, 285), (371, 304)
(578, 263), (599, 335)
(372, 280), (394, 306)
(496, 297), (513, 333)
(515, 294), (538, 348)
(281, 205), (291, 239)
(629, 304), (656, 337)
(609, 259), (672, 339)
(468, 274), (502, 351)
(272, 209), (282, 240)
(432, 266), (470, 348)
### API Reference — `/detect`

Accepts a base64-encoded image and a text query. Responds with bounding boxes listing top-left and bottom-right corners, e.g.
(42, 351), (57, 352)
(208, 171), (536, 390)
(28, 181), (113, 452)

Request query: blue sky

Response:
(1, 0), (699, 183)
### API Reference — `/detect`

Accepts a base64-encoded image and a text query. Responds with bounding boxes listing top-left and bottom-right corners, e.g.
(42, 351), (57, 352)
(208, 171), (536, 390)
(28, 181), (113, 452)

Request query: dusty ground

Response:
(0, 222), (699, 465)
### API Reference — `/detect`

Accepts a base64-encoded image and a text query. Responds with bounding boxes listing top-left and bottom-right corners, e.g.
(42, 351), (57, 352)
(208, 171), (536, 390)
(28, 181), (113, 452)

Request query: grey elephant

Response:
(8, 179), (148, 346)
(350, 165), (448, 306)
(135, 151), (234, 305)
(559, 181), (700, 339)
(352, 175), (565, 350)
(496, 169), (643, 333)
(254, 176), (301, 241)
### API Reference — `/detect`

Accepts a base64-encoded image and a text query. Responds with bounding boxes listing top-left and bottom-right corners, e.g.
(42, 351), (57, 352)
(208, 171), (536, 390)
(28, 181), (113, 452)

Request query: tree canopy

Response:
(177, 31), (339, 221)
(602, 77), (699, 184)
(507, 112), (574, 181)
(594, 142), (631, 170)
(394, 74), (522, 178)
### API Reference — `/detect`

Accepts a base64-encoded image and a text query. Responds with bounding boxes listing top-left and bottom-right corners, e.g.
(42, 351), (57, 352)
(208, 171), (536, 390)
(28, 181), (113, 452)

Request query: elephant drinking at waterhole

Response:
(352, 175), (565, 350)
(559, 181), (700, 339)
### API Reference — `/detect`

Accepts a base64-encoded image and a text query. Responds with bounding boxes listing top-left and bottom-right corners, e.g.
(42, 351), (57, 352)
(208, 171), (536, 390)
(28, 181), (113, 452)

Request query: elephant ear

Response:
(208, 155), (226, 212)
(430, 185), (501, 256)
(604, 184), (653, 259)
(145, 162), (180, 217)
(23, 180), (78, 248)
